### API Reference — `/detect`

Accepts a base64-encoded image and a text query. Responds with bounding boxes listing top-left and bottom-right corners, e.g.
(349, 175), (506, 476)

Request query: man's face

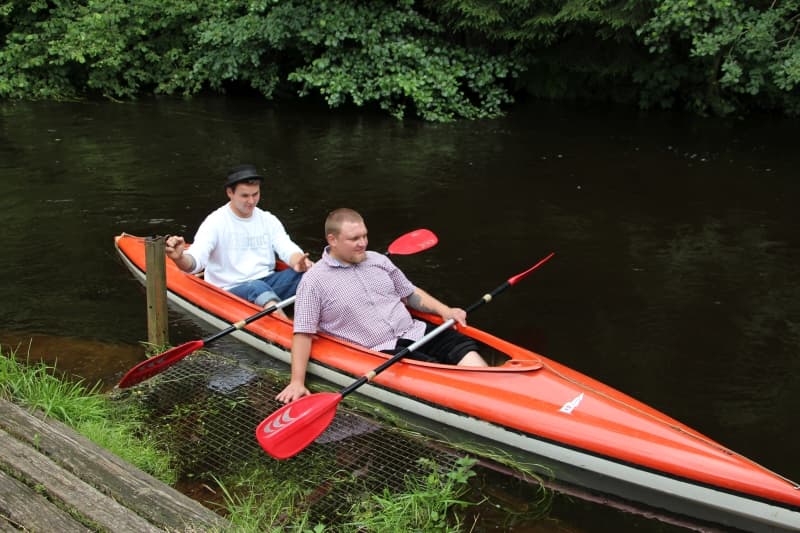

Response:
(328, 221), (368, 264)
(227, 182), (260, 218)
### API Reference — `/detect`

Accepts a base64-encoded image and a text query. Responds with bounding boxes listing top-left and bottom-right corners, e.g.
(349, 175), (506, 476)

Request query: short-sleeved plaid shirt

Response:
(293, 248), (427, 351)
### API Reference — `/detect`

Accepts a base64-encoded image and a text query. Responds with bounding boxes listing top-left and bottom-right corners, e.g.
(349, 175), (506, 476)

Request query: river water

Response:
(1, 97), (798, 532)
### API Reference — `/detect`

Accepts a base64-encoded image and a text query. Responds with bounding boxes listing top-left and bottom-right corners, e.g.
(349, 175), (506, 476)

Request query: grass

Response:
(215, 467), (319, 532)
(213, 456), (480, 532)
(345, 456), (478, 532)
(0, 345), (176, 484)
(0, 347), (106, 425)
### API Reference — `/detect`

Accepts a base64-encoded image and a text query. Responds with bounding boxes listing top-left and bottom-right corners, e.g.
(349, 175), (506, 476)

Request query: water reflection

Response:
(0, 330), (143, 387)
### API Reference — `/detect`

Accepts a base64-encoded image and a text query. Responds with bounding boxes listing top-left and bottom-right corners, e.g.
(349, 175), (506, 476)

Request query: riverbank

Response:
(0, 347), (519, 532)
(0, 349), (229, 531)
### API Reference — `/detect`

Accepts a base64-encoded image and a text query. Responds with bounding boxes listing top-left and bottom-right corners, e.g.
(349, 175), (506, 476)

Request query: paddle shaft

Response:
(194, 237), (428, 347)
(193, 232), (420, 346)
(205, 295), (295, 344)
(340, 251), (555, 398)
(340, 318), (455, 397)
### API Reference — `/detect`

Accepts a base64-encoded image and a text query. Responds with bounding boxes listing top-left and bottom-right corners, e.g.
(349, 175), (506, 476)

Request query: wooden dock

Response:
(0, 398), (231, 532)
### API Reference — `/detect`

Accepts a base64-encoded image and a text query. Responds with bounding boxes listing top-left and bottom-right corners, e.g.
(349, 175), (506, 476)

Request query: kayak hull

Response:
(115, 234), (800, 531)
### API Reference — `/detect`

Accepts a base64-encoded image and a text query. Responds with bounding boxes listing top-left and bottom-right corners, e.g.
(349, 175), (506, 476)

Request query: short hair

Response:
(325, 208), (364, 237)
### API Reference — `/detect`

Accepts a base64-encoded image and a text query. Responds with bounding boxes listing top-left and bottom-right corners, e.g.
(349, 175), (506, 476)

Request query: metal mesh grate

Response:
(115, 351), (473, 526)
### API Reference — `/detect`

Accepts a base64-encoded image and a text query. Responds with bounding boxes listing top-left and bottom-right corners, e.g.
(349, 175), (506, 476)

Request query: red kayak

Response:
(115, 233), (800, 531)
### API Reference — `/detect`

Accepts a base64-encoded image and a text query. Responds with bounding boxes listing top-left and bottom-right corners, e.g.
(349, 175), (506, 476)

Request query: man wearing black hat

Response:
(165, 164), (312, 316)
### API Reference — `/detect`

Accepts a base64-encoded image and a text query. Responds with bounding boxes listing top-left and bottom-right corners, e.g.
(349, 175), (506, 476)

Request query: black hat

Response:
(225, 164), (263, 188)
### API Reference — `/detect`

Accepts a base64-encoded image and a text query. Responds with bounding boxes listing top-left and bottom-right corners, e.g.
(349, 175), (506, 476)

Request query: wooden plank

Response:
(0, 469), (91, 533)
(0, 399), (229, 530)
(0, 428), (162, 532)
(0, 517), (21, 533)
(0, 516), (22, 532)
(145, 236), (169, 347)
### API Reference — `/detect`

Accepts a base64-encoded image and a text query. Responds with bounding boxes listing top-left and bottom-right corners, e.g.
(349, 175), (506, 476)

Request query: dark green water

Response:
(1, 97), (798, 532)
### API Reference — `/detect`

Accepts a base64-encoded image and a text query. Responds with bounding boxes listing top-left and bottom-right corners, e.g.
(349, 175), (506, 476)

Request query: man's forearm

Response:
(290, 333), (313, 384)
(172, 253), (196, 273)
(406, 288), (448, 316)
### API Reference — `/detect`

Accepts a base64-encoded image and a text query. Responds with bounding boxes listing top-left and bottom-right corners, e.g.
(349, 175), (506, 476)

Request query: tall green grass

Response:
(212, 455), (479, 532)
(0, 347), (106, 425)
(0, 346), (176, 484)
(345, 457), (477, 532)
(215, 469), (319, 533)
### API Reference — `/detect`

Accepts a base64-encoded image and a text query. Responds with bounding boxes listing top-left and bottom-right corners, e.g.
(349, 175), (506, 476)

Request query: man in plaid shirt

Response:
(277, 208), (487, 404)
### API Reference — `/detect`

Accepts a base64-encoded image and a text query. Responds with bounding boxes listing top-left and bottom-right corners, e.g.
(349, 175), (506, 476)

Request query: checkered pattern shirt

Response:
(293, 248), (427, 351)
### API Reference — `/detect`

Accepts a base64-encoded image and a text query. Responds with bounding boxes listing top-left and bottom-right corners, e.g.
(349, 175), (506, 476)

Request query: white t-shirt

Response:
(185, 204), (303, 289)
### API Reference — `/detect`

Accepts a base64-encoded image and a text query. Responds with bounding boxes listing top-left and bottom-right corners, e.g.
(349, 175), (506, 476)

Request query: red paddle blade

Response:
(508, 252), (555, 286)
(256, 392), (342, 459)
(387, 229), (438, 255)
(117, 340), (205, 388)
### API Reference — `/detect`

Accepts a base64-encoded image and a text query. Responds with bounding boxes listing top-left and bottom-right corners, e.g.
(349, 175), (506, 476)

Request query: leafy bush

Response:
(637, 0), (800, 115)
(426, 0), (651, 103)
(284, 1), (519, 121)
(429, 0), (800, 116)
(2, 0), (798, 117)
(0, 0), (520, 121)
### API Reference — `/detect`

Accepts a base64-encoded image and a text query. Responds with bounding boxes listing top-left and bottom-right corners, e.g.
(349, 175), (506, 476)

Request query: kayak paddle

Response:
(116, 228), (439, 389)
(256, 251), (555, 459)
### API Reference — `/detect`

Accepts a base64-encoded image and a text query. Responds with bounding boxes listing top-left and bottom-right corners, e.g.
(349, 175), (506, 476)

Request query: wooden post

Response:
(144, 236), (168, 348)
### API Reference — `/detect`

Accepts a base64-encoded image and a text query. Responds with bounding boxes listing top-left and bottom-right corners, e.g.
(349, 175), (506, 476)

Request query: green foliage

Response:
(0, 0), (78, 99)
(0, 0), (520, 121)
(215, 468), (319, 532)
(428, 0), (800, 115)
(3, 0), (798, 117)
(426, 0), (651, 102)
(211, 436), (481, 532)
(158, 0), (283, 97)
(77, 416), (177, 484)
(0, 0), (201, 99)
(637, 0), (800, 115)
(283, 1), (518, 120)
(346, 456), (477, 532)
(428, 0), (647, 45)
(0, 347), (106, 425)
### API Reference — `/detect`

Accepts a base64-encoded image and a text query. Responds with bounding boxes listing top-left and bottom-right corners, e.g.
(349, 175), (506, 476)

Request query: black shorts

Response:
(381, 321), (479, 365)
